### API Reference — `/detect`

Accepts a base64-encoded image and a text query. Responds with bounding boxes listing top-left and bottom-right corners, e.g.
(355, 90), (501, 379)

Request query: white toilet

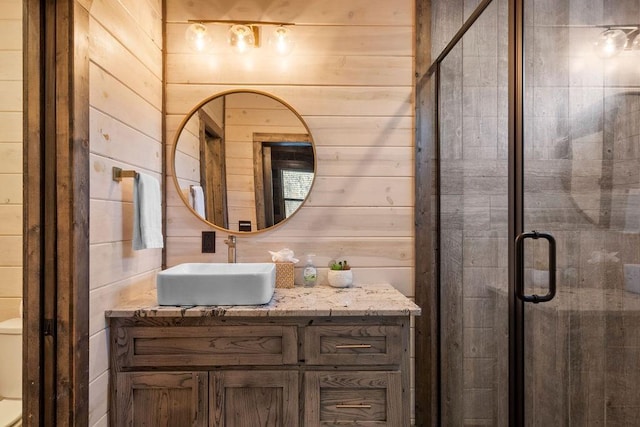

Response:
(0, 318), (22, 427)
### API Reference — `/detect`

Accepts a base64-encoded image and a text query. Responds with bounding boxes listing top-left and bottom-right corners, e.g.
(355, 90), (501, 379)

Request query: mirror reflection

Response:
(173, 91), (315, 232)
(567, 92), (640, 230)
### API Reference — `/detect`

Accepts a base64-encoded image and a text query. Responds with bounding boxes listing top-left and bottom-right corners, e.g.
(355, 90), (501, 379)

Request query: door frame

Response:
(24, 0), (90, 424)
(414, 0), (521, 425)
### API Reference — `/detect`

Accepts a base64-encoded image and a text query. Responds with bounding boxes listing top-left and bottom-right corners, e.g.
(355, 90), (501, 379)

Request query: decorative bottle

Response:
(303, 254), (317, 287)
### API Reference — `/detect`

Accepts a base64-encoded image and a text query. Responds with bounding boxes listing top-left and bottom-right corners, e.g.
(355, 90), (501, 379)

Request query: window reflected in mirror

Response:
(173, 91), (316, 233)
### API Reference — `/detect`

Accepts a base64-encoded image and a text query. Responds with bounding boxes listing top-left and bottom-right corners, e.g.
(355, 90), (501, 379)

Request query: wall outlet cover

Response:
(202, 231), (215, 253)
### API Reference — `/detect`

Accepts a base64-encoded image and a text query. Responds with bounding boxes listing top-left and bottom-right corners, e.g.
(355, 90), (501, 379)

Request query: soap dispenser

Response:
(303, 254), (317, 287)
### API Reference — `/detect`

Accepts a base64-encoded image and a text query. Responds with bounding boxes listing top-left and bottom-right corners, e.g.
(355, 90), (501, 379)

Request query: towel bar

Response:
(112, 167), (138, 182)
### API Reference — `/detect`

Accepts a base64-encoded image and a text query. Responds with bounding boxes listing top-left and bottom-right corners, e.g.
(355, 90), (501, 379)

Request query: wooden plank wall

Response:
(165, 0), (415, 293)
(165, 0), (415, 419)
(0, 0), (23, 322)
(87, 0), (163, 425)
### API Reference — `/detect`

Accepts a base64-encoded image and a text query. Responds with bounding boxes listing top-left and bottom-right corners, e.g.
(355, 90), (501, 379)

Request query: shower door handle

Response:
(515, 231), (556, 303)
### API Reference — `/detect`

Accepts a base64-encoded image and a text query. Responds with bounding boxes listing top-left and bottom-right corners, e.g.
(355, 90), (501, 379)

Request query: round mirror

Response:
(172, 90), (316, 233)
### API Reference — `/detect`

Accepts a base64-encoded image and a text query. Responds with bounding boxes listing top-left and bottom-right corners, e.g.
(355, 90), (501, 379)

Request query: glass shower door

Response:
(520, 0), (640, 424)
(438, 0), (510, 424)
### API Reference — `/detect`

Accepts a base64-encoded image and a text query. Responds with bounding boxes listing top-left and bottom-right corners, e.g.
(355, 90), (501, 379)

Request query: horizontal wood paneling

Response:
(0, 143), (22, 173)
(166, 85), (413, 117)
(89, 18), (162, 107)
(0, 236), (21, 266)
(165, 0), (414, 300)
(89, 0), (162, 76)
(0, 112), (22, 142)
(0, 51), (22, 80)
(90, 63), (162, 141)
(89, 199), (133, 244)
(89, 242), (162, 291)
(306, 176), (413, 206)
(88, 371), (109, 427)
(0, 0), (21, 18)
(167, 54), (412, 86)
(89, 271), (156, 336)
(89, 329), (109, 382)
(0, 1), (22, 323)
(0, 174), (22, 203)
(166, 24), (413, 56)
(165, 236), (413, 267)
(0, 81), (22, 111)
(89, 108), (163, 172)
(168, 206), (413, 237)
(166, 0), (413, 25)
(0, 205), (21, 233)
(88, 0), (163, 424)
(115, 0), (162, 47)
(167, 115), (415, 148)
(0, 298), (20, 323)
(0, 267), (21, 296)
(316, 146), (413, 177)
(304, 116), (414, 147)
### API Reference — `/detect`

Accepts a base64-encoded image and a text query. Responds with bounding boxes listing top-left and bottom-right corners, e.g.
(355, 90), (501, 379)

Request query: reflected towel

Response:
(190, 185), (206, 217)
(133, 173), (163, 250)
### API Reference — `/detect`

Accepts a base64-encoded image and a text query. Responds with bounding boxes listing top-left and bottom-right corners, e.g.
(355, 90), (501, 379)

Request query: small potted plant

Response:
(327, 260), (353, 288)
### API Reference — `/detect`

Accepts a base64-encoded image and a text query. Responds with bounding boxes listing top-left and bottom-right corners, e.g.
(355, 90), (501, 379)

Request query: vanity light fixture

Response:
(593, 26), (640, 58)
(186, 20), (295, 55)
(228, 24), (257, 54)
(185, 23), (213, 52)
(269, 26), (295, 56)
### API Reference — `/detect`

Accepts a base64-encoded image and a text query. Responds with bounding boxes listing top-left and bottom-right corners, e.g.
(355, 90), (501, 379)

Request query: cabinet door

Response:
(305, 371), (403, 426)
(116, 371), (208, 426)
(210, 370), (299, 427)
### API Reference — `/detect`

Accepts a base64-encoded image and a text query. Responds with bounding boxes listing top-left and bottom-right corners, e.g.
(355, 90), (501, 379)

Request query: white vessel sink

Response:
(157, 263), (276, 306)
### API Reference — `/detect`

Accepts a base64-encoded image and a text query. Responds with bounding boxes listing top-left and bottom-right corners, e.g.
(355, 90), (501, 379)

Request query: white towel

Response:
(190, 185), (206, 217)
(133, 173), (164, 250)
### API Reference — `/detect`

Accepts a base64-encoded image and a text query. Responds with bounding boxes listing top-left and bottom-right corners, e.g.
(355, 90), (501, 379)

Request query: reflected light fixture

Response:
(632, 31), (640, 53)
(185, 23), (213, 52)
(269, 26), (295, 56)
(593, 27), (639, 58)
(186, 20), (295, 55)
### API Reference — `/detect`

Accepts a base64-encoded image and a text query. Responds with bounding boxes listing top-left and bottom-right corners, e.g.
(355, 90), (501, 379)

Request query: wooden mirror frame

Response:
(171, 89), (317, 234)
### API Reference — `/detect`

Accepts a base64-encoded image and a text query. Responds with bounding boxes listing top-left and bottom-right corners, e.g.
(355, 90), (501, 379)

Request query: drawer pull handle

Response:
(335, 344), (372, 349)
(336, 404), (372, 409)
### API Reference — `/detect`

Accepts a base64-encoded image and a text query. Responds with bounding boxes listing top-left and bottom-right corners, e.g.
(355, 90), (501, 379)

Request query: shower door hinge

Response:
(43, 318), (56, 337)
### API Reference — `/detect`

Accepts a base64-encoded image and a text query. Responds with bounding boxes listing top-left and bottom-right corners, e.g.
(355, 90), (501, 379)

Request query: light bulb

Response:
(594, 29), (627, 59)
(632, 33), (640, 54)
(185, 23), (212, 52)
(269, 26), (295, 56)
(229, 24), (256, 54)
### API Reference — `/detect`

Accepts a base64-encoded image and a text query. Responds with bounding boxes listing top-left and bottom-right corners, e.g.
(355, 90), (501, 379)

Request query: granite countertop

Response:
(105, 283), (422, 318)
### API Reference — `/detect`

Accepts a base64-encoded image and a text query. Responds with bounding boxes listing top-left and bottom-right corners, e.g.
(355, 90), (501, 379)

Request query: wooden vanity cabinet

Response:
(116, 371), (208, 426)
(109, 316), (410, 426)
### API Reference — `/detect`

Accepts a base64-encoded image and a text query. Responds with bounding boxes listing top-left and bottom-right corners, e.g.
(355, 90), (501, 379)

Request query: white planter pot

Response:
(327, 269), (353, 288)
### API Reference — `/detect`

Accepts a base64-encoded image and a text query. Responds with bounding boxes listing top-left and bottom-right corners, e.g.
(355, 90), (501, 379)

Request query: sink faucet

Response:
(224, 235), (236, 263)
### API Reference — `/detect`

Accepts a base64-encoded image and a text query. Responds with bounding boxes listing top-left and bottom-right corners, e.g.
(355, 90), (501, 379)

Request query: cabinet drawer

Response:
(116, 325), (297, 368)
(304, 325), (402, 365)
(304, 371), (403, 426)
